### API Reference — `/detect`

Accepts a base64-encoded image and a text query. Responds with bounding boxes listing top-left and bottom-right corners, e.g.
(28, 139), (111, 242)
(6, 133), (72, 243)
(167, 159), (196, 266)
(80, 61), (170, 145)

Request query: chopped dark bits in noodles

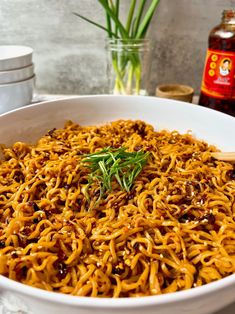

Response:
(0, 119), (235, 297)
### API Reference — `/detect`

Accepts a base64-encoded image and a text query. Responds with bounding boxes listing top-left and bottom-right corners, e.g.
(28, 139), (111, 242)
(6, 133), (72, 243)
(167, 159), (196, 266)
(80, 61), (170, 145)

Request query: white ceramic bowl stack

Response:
(0, 45), (35, 114)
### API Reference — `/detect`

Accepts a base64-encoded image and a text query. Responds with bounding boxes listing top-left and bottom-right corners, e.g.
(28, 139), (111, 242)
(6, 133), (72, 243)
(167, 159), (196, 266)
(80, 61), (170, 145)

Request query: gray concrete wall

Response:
(0, 0), (234, 95)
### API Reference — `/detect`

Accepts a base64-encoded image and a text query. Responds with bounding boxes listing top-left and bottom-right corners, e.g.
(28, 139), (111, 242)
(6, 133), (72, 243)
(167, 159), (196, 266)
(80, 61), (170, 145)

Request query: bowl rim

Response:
(0, 94), (233, 122)
(0, 63), (34, 84)
(0, 95), (234, 308)
(1, 270), (235, 308)
(0, 63), (34, 75)
(0, 45), (33, 61)
(0, 74), (35, 87)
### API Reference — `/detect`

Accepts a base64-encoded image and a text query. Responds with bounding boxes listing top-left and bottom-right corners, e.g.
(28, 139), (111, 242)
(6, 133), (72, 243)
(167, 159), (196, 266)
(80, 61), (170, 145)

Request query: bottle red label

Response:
(201, 49), (235, 99)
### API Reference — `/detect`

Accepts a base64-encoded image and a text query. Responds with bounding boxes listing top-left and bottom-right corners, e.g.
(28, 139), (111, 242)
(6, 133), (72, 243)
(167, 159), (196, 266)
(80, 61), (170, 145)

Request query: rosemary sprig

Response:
(82, 147), (149, 200)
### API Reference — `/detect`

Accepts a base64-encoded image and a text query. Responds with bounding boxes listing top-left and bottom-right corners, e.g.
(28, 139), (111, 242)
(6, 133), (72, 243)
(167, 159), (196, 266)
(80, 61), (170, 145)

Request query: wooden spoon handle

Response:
(211, 152), (235, 162)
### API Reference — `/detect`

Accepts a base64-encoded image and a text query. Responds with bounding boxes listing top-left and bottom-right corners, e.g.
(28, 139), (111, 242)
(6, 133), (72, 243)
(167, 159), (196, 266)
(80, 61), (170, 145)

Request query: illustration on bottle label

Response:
(201, 49), (235, 99)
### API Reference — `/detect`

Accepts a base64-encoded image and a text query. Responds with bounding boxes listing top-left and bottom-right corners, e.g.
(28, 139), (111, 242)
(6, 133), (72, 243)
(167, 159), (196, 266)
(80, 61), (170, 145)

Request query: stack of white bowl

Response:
(0, 45), (35, 114)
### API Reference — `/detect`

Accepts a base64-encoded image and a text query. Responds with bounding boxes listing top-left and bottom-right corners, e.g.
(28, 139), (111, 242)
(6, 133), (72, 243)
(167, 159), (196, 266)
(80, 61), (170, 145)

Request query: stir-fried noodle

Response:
(0, 120), (235, 297)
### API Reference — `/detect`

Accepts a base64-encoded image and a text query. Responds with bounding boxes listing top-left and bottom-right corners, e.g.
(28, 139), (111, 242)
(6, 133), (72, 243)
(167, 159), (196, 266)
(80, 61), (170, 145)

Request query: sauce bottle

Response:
(199, 10), (235, 116)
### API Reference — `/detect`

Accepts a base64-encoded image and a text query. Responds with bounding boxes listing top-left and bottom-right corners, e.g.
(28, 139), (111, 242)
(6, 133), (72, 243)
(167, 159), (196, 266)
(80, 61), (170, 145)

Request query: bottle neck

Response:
(222, 10), (235, 24)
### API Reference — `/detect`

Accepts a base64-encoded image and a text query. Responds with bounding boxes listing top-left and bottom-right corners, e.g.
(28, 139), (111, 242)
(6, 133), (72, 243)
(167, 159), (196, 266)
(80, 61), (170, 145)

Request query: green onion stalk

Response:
(73, 0), (160, 95)
(109, 39), (144, 94)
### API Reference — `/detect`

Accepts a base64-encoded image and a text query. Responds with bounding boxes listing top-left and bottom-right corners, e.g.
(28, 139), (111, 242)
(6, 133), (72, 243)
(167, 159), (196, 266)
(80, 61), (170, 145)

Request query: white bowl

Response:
(0, 45), (33, 71)
(0, 63), (34, 84)
(0, 95), (235, 314)
(0, 75), (35, 113)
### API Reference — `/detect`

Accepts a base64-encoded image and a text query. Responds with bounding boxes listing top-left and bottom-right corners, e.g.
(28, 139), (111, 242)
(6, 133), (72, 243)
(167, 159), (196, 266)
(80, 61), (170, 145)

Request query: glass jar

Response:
(106, 38), (151, 95)
(199, 10), (235, 116)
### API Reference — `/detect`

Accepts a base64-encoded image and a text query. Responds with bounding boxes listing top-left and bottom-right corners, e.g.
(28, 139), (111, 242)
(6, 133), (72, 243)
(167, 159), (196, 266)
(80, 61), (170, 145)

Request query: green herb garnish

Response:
(82, 147), (149, 201)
